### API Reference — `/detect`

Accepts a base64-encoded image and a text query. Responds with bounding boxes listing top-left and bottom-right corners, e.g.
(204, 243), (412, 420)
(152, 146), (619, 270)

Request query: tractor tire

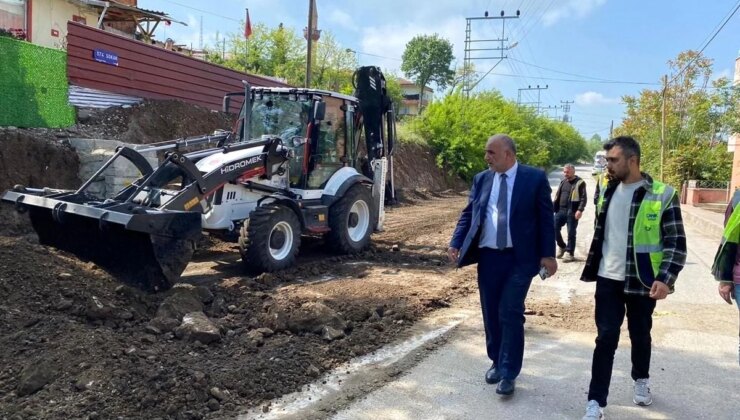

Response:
(239, 204), (301, 273)
(326, 184), (374, 254)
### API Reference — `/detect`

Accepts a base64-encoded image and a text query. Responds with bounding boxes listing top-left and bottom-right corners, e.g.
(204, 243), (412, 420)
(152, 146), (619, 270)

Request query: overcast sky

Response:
(138, 0), (740, 139)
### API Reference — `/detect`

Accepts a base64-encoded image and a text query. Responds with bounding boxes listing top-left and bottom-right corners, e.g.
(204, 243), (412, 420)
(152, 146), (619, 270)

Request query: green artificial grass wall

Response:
(0, 36), (75, 128)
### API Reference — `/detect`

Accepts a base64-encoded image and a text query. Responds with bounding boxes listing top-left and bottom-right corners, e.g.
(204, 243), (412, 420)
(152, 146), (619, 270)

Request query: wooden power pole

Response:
(660, 74), (668, 182)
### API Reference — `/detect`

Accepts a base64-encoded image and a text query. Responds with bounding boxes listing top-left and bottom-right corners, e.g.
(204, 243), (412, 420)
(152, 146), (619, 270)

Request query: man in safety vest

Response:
(580, 136), (687, 420)
(553, 164), (587, 262)
(710, 188), (740, 366)
(593, 157), (609, 208)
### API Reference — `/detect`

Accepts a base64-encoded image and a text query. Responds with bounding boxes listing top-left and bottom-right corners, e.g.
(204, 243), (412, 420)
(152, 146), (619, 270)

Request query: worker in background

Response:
(710, 188), (740, 366)
(553, 164), (587, 262)
(593, 154), (609, 208)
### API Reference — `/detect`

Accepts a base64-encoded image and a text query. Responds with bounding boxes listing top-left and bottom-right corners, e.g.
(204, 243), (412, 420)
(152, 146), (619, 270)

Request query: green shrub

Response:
(405, 91), (588, 181)
(396, 118), (428, 145)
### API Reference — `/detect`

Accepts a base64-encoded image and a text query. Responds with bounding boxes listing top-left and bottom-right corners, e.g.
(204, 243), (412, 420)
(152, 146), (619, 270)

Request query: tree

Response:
(401, 34), (454, 112)
(615, 50), (736, 187)
(204, 23), (305, 86)
(312, 32), (356, 92)
(408, 90), (587, 181)
(447, 61), (476, 95)
(586, 133), (604, 157)
(382, 72), (404, 119)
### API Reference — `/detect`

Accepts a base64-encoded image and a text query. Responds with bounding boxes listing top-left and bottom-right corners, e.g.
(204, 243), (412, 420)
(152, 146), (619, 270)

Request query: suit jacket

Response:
(450, 164), (556, 278)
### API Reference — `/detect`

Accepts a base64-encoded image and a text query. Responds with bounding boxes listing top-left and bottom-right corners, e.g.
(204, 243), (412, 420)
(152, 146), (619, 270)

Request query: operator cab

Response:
(230, 88), (361, 190)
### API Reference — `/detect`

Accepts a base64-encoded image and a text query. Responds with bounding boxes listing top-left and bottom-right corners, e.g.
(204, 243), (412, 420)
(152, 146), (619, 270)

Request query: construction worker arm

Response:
(657, 194), (688, 287)
(578, 180), (587, 212)
(593, 182), (600, 206)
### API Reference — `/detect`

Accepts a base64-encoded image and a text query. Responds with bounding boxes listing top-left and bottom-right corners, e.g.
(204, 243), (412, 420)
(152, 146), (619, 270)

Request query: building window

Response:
(0, 0), (25, 36)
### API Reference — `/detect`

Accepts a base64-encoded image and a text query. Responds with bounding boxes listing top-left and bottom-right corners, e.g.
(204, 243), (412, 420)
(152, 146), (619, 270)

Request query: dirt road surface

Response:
(0, 190), (486, 420)
(4, 163), (735, 420)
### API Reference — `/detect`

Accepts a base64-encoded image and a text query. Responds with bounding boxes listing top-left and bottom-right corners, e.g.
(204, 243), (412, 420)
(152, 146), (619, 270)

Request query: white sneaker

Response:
(633, 378), (653, 406)
(583, 400), (604, 419)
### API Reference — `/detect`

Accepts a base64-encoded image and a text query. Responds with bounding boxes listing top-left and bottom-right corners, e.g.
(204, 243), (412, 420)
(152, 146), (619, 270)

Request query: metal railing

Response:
(687, 180), (730, 189)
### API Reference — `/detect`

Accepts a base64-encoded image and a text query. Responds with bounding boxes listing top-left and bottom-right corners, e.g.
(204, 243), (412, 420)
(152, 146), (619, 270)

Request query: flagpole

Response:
(245, 8), (249, 72)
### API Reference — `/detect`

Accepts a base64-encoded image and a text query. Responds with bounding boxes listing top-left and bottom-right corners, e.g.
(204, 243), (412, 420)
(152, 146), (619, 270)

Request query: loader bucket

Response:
(5, 190), (201, 292)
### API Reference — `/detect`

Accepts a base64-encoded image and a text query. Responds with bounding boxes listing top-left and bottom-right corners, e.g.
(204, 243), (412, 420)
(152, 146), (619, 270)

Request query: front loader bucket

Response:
(5, 190), (201, 292)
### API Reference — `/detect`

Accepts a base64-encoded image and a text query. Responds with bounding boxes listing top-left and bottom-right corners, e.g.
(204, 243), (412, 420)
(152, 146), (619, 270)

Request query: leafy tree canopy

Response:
(405, 91), (588, 181)
(616, 50), (737, 186)
(401, 34), (455, 111)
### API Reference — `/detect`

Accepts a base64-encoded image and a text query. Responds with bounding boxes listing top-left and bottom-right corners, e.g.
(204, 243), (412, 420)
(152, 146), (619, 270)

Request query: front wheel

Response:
(239, 204), (301, 273)
(326, 184), (374, 254)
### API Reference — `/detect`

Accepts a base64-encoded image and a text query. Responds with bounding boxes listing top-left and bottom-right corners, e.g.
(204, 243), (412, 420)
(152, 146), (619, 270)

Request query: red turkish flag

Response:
(245, 9), (252, 39)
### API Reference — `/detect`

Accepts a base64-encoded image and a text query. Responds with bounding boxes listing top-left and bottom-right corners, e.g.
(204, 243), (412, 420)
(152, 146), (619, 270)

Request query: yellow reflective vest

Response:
(595, 174), (610, 214)
(711, 190), (740, 281)
(570, 178), (586, 203)
(598, 179), (677, 286)
(633, 181), (677, 286)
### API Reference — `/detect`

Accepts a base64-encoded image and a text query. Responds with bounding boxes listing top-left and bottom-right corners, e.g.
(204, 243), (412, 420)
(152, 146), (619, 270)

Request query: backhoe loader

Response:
(2, 66), (396, 291)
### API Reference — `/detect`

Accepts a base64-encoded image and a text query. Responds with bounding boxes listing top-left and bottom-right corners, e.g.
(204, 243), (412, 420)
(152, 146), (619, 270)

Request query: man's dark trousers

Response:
(554, 209), (578, 253)
(588, 277), (657, 407)
(477, 247), (533, 381)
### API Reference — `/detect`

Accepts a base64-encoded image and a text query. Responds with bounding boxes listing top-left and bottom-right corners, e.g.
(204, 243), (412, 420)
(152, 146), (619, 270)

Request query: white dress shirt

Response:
(480, 162), (518, 249)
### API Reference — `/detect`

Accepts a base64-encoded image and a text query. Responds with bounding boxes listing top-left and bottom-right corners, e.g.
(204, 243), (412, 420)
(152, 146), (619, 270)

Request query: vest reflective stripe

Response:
(711, 189), (740, 281)
(633, 181), (675, 286)
(596, 175), (609, 214)
(570, 178), (586, 202)
(634, 244), (663, 253)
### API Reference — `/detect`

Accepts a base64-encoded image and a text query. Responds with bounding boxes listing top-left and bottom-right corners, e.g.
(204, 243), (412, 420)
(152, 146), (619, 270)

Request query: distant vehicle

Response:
(592, 151), (606, 176)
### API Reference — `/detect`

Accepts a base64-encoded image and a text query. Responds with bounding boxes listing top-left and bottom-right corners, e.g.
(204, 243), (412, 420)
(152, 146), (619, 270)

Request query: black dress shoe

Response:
(485, 366), (502, 384)
(496, 378), (516, 395)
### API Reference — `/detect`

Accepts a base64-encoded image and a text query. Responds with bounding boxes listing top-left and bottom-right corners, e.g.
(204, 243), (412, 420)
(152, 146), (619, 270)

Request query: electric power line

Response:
(509, 57), (654, 84)
(481, 72), (660, 85)
(162, 0), (242, 23)
(670, 0), (740, 83)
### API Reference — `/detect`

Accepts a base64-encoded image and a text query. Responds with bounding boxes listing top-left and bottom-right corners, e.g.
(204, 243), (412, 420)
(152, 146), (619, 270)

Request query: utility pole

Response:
(609, 120), (614, 138)
(560, 100), (573, 123)
(463, 10), (520, 98)
(660, 74), (668, 182)
(540, 104), (561, 119)
(305, 0), (318, 88)
(516, 85), (548, 113)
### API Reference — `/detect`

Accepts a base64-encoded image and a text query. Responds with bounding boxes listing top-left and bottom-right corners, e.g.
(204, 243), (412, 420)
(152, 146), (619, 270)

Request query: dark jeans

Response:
(477, 247), (534, 380)
(554, 210), (579, 253)
(588, 277), (657, 407)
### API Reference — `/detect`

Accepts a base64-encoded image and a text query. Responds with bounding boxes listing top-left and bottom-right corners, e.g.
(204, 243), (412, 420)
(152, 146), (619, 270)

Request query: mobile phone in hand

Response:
(538, 266), (548, 280)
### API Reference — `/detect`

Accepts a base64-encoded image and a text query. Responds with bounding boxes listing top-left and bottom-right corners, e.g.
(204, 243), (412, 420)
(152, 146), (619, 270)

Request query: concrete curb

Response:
(680, 204), (725, 240)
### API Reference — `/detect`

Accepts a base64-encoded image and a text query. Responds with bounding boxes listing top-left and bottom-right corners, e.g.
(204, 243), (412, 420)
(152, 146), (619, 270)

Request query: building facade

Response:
(730, 51), (740, 192)
(397, 78), (433, 116)
(0, 0), (181, 49)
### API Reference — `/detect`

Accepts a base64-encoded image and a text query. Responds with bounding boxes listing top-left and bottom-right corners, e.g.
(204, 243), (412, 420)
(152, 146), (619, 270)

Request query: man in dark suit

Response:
(448, 134), (557, 396)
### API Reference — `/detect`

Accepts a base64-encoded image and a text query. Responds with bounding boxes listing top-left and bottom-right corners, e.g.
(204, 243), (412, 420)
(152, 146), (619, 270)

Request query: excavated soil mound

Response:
(0, 228), (476, 419)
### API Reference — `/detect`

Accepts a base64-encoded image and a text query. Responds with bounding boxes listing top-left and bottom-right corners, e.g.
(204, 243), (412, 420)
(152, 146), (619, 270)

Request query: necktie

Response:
(496, 173), (508, 249)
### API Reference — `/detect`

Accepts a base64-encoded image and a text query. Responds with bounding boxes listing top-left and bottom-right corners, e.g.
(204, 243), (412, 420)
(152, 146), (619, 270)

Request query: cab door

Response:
(306, 96), (348, 189)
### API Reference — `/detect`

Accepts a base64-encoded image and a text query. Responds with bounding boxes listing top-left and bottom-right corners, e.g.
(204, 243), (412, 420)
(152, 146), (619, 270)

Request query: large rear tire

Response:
(239, 204), (301, 273)
(326, 184), (374, 254)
